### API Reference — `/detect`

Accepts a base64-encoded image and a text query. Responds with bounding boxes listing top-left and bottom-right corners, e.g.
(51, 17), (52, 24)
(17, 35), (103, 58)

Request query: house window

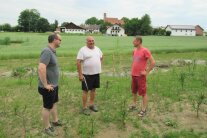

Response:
(181, 29), (182, 32)
(176, 29), (177, 32)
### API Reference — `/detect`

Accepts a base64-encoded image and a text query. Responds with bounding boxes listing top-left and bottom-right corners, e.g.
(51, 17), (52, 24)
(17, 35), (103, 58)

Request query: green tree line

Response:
(0, 9), (58, 33)
(0, 8), (170, 35)
(84, 14), (169, 36)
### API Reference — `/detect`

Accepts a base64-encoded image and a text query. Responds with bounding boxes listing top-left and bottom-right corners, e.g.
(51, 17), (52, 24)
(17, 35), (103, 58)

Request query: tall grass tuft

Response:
(104, 80), (109, 99)
(191, 92), (206, 118)
(179, 72), (186, 90)
(117, 97), (128, 129)
(14, 105), (28, 138)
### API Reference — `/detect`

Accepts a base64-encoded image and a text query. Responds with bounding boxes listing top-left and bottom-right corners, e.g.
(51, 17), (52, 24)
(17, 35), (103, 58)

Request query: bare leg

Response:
(142, 94), (148, 111)
(42, 108), (51, 128)
(82, 91), (88, 109)
(50, 103), (58, 122)
(89, 89), (96, 106)
(133, 93), (137, 106)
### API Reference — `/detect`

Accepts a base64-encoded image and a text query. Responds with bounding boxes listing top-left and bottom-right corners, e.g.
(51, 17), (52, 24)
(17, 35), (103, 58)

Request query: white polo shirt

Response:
(77, 46), (103, 75)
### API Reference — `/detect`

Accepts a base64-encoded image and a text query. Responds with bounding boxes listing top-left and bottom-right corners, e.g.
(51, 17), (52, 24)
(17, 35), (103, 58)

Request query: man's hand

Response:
(79, 74), (84, 81)
(44, 84), (54, 91)
(140, 70), (148, 76)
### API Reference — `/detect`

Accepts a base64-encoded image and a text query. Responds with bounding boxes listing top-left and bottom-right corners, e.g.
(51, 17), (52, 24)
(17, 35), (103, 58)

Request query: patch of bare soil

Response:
(147, 100), (207, 133)
(96, 123), (134, 138)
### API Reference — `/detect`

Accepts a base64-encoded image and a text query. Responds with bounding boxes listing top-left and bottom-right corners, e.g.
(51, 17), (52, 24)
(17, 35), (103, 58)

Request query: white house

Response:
(106, 24), (125, 36)
(165, 25), (196, 36)
(60, 22), (86, 34)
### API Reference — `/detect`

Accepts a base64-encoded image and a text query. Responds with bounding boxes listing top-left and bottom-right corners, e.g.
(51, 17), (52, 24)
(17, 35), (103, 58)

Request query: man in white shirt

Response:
(77, 36), (103, 115)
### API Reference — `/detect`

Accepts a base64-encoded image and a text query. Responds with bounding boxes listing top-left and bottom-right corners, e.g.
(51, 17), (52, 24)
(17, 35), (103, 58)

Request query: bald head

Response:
(86, 36), (94, 41)
(86, 36), (95, 49)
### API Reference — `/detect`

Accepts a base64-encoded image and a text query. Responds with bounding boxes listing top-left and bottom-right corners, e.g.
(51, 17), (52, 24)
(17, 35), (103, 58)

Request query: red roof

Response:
(104, 18), (124, 25)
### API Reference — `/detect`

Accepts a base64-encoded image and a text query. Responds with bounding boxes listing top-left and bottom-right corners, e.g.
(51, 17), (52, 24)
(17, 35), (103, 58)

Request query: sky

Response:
(0, 0), (207, 30)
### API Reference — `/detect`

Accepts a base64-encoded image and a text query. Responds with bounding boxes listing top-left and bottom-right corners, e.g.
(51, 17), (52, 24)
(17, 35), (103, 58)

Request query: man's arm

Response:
(101, 56), (103, 63)
(141, 56), (156, 76)
(38, 63), (54, 91)
(146, 56), (156, 75)
(77, 59), (84, 81)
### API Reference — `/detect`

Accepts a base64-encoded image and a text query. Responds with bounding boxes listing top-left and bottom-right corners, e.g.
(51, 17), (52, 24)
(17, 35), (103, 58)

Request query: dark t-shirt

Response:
(38, 46), (59, 88)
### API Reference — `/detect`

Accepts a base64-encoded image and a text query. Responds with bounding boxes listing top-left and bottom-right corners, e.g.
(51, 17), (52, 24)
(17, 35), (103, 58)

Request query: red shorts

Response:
(131, 76), (147, 96)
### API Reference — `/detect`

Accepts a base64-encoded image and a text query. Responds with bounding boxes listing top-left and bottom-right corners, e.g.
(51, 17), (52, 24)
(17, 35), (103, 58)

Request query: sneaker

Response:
(89, 105), (98, 112)
(128, 105), (137, 112)
(44, 127), (58, 137)
(52, 120), (63, 127)
(138, 110), (146, 117)
(81, 108), (91, 116)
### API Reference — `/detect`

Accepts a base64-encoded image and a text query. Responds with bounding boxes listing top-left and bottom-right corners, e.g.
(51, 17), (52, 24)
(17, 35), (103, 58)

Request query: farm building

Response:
(165, 25), (196, 36)
(106, 24), (125, 36)
(195, 25), (204, 36)
(80, 24), (100, 33)
(60, 22), (85, 34)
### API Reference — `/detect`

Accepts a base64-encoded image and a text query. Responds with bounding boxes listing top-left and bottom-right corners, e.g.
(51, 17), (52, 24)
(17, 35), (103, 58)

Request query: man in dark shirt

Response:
(38, 33), (62, 136)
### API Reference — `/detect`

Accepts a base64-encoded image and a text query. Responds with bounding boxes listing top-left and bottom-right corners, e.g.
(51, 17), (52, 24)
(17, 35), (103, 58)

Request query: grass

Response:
(0, 32), (207, 59)
(0, 32), (207, 137)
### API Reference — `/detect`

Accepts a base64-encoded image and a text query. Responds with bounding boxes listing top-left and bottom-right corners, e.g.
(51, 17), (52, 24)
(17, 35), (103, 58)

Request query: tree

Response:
(140, 14), (152, 35)
(0, 24), (2, 31)
(159, 29), (166, 35)
(85, 17), (99, 25)
(152, 28), (166, 36)
(50, 20), (59, 31)
(124, 18), (141, 36)
(97, 19), (104, 25)
(11, 25), (20, 32)
(2, 23), (12, 32)
(121, 17), (130, 24)
(123, 14), (152, 36)
(54, 20), (58, 28)
(36, 17), (50, 32)
(166, 31), (171, 36)
(100, 22), (112, 34)
(18, 9), (40, 32)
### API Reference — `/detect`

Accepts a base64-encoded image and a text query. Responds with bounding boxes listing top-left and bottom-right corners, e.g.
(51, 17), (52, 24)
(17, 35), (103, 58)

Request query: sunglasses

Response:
(56, 38), (62, 41)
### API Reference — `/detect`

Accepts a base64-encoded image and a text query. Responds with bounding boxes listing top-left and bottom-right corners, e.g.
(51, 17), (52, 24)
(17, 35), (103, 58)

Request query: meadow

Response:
(0, 32), (207, 138)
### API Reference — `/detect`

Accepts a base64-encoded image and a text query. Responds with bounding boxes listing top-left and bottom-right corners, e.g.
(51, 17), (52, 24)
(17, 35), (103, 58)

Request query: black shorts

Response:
(38, 86), (59, 109)
(82, 74), (100, 91)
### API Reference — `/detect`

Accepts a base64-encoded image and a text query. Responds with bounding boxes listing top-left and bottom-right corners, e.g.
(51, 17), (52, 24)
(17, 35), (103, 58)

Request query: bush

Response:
(166, 31), (171, 36)
(0, 37), (11, 45)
